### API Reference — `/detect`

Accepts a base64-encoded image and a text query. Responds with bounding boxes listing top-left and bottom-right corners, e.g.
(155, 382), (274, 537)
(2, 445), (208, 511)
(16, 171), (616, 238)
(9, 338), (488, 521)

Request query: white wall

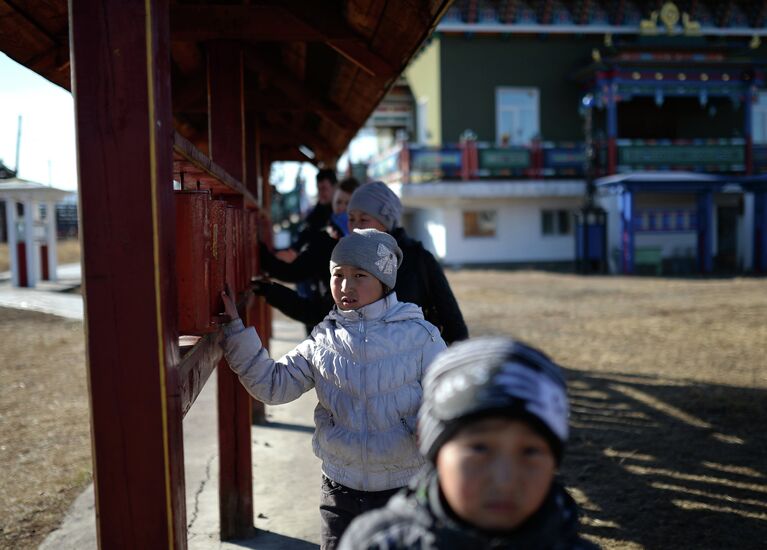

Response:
(411, 208), (447, 258)
(408, 197), (581, 265)
(598, 193), (621, 274)
(741, 193), (754, 271)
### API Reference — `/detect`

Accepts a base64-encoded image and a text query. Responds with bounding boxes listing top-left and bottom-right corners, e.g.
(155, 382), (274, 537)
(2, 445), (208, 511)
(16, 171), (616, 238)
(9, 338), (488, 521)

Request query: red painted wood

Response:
(17, 242), (27, 287)
(176, 191), (213, 334)
(209, 200), (227, 324)
(178, 332), (222, 416)
(40, 244), (49, 280)
(70, 0), (186, 547)
(208, 41), (255, 540)
(173, 132), (257, 204)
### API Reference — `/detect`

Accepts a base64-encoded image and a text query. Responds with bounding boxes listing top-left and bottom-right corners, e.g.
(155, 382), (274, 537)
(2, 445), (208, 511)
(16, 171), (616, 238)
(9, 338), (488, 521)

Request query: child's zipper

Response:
(358, 309), (369, 490)
(401, 418), (413, 435)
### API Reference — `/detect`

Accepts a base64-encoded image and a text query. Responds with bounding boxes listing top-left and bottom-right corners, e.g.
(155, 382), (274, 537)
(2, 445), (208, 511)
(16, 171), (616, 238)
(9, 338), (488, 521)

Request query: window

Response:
(541, 210), (571, 236)
(753, 92), (767, 144)
(463, 210), (497, 238)
(496, 87), (540, 145)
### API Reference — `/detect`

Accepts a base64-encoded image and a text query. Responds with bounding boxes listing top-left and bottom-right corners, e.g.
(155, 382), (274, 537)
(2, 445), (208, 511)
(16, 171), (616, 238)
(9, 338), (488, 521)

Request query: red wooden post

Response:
(208, 41), (255, 540)
(16, 242), (27, 287)
(245, 115), (267, 424)
(70, 0), (187, 547)
(40, 244), (50, 280)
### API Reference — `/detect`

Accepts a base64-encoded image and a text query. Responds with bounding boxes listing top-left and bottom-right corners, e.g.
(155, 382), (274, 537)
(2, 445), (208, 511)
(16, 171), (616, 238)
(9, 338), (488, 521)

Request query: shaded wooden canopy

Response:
(0, 0), (451, 165)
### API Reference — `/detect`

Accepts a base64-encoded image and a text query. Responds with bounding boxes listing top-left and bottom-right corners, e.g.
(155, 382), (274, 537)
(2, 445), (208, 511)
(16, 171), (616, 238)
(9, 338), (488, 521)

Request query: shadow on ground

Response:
(227, 530), (318, 549)
(560, 369), (767, 550)
(258, 421), (315, 435)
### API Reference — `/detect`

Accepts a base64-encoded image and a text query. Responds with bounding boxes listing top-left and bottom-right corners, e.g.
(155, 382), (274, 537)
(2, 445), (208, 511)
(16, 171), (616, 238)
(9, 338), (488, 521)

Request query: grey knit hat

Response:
(347, 181), (403, 231)
(418, 337), (570, 464)
(329, 229), (403, 289)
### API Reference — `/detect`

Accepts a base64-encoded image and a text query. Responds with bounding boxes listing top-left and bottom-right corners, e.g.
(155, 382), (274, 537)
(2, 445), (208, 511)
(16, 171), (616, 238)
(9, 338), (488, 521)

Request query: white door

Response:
(752, 91), (767, 144)
(496, 87), (540, 145)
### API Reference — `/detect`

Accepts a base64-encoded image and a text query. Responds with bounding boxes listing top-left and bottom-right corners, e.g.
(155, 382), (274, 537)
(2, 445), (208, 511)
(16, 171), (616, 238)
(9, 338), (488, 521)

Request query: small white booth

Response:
(1, 177), (73, 287)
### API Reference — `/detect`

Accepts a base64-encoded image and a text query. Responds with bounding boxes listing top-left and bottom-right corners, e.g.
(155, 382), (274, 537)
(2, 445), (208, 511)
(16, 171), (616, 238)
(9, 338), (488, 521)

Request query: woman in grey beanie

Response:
(220, 228), (447, 550)
(348, 181), (468, 345)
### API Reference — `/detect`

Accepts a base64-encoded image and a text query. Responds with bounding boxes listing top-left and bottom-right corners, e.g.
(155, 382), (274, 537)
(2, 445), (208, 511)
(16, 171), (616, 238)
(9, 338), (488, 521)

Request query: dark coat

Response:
(261, 227), (469, 345)
(339, 467), (597, 550)
(292, 202), (333, 251)
(259, 230), (338, 330)
(390, 227), (468, 345)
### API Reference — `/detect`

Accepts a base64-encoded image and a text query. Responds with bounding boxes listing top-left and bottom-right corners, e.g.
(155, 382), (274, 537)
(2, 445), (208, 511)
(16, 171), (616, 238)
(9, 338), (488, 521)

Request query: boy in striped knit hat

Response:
(340, 337), (597, 549)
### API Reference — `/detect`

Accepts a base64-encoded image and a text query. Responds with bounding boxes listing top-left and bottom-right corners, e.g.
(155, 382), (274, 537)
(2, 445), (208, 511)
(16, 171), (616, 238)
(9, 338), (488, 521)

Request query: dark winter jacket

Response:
(292, 202), (333, 251)
(390, 227), (468, 345)
(262, 230), (337, 288)
(260, 227), (468, 344)
(339, 467), (597, 550)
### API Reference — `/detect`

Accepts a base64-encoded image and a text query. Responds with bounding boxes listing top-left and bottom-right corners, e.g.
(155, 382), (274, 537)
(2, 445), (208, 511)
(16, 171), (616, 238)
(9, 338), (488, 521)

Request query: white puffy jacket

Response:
(222, 292), (447, 491)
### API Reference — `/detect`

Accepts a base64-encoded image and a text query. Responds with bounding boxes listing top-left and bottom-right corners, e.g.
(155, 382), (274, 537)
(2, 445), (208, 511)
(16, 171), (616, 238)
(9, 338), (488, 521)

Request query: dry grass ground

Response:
(0, 308), (88, 549)
(447, 270), (767, 549)
(0, 269), (765, 548)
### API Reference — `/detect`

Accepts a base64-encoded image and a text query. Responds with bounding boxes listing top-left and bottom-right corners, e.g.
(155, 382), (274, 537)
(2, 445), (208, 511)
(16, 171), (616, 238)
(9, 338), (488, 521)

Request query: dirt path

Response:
(1, 271), (765, 549)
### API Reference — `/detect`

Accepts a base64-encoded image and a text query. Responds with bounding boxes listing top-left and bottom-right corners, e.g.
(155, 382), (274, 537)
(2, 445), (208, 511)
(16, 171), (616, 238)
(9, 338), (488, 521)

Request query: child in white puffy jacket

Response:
(221, 228), (447, 550)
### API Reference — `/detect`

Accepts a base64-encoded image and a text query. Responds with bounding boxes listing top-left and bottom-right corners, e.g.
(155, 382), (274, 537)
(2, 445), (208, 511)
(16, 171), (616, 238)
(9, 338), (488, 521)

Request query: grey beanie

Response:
(347, 181), (403, 231)
(329, 229), (403, 289)
(418, 337), (570, 464)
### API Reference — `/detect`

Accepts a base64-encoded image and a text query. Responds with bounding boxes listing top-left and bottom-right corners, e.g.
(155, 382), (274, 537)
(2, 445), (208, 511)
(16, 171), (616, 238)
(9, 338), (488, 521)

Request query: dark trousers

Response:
(319, 475), (401, 550)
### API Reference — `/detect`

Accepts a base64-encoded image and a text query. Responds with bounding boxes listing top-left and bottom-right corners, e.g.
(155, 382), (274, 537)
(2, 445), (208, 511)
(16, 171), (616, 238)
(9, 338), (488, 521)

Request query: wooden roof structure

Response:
(2, 0), (451, 165)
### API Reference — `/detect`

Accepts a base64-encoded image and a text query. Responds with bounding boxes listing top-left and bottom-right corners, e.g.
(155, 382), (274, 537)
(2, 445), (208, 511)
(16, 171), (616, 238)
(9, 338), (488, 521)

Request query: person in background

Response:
(346, 181), (468, 345)
(339, 337), (597, 550)
(278, 168), (338, 263)
(255, 177), (360, 331)
(221, 229), (447, 550)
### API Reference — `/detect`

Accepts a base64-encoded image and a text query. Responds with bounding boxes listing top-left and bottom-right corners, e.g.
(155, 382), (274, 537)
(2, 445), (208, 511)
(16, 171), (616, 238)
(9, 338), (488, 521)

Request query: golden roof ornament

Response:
(660, 2), (680, 32)
(640, 3), (700, 36)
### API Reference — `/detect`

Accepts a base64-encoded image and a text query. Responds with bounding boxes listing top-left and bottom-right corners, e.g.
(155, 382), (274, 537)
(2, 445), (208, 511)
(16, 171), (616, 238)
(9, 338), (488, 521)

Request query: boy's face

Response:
(436, 418), (556, 531)
(331, 265), (385, 310)
(332, 189), (352, 215)
(347, 208), (388, 233)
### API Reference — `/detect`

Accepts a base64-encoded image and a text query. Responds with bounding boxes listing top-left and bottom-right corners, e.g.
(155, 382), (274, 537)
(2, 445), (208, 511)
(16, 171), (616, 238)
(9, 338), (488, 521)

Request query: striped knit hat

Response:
(418, 337), (570, 464)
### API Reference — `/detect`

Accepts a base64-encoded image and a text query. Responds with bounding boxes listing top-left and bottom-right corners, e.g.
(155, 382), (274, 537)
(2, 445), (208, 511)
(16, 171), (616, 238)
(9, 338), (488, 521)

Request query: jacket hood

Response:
(388, 465), (585, 549)
(328, 292), (425, 324)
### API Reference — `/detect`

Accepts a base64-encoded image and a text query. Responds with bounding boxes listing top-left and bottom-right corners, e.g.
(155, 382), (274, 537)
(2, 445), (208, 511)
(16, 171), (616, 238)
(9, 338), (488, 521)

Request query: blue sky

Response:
(0, 53), (77, 191)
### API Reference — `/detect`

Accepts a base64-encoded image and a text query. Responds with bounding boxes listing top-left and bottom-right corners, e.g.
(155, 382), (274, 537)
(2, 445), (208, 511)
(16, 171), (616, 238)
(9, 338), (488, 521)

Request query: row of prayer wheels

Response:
(175, 190), (263, 335)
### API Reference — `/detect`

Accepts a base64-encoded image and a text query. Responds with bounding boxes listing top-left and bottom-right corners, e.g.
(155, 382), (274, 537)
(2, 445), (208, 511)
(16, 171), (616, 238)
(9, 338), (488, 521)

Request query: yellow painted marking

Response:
(145, 1), (175, 547)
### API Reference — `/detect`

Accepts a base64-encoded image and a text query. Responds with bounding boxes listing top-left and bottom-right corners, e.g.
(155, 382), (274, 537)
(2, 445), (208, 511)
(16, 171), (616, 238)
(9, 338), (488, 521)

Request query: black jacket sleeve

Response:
(261, 282), (333, 328)
(420, 250), (469, 345)
(261, 234), (334, 284)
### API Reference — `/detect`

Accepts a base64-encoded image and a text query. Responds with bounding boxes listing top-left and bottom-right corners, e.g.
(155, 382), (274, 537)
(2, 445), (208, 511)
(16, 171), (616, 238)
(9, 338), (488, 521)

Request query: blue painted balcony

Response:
(368, 138), (755, 184)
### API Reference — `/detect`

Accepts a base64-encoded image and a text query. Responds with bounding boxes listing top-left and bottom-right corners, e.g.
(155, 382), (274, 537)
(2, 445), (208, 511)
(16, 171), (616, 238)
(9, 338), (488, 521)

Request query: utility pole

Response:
(15, 115), (22, 175)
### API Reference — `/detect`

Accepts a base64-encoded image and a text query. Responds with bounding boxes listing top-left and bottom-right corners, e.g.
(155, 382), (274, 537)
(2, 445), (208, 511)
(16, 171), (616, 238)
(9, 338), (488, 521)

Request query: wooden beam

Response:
(260, 121), (337, 160)
(277, 2), (396, 77)
(178, 333), (222, 416)
(171, 0), (397, 73)
(69, 0), (186, 547)
(0, 2), (71, 89)
(207, 41), (255, 541)
(262, 144), (316, 163)
(177, 87), (323, 114)
(244, 52), (356, 130)
(173, 132), (258, 204)
(171, 4), (354, 42)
